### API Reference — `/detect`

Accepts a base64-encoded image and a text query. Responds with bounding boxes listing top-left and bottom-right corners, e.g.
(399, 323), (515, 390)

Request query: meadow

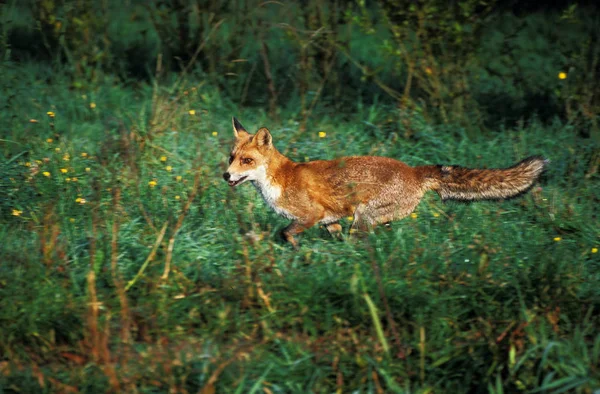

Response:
(1, 1), (600, 393)
(0, 62), (598, 393)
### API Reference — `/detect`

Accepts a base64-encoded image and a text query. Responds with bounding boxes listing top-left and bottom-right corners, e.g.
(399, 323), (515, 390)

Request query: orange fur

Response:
(223, 118), (547, 248)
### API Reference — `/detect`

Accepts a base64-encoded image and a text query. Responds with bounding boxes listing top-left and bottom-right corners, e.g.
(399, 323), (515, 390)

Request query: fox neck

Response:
(250, 149), (296, 219)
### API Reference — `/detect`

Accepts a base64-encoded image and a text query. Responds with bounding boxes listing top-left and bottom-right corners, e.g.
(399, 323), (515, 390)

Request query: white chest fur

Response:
(252, 166), (296, 220)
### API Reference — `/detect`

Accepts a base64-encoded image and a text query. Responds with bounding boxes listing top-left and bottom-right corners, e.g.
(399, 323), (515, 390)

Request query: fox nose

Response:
(223, 172), (230, 181)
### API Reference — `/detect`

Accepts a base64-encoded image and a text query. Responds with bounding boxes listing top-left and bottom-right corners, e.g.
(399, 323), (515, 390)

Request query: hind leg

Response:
(359, 191), (423, 228)
(369, 203), (420, 227)
(349, 204), (374, 239)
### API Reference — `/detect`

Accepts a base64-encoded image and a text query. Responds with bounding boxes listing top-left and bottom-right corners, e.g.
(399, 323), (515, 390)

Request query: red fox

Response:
(223, 118), (547, 248)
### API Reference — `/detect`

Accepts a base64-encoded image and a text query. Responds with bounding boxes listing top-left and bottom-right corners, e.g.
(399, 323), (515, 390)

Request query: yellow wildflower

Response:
(85, 167), (91, 172)
(558, 72), (567, 80)
(30, 119), (39, 123)
(166, 165), (173, 172)
(47, 111), (55, 118)
(347, 216), (354, 221)
(43, 171), (50, 177)
(63, 154), (70, 161)
(25, 162), (31, 167)
(176, 175), (182, 182)
(12, 209), (23, 216)
(81, 152), (88, 157)
(55, 148), (60, 152)
(148, 180), (158, 188)
(89, 102), (96, 109)
(160, 156), (167, 162)
(318, 131), (326, 138)
(553, 237), (561, 242)
(60, 168), (68, 173)
(65, 178), (71, 182)
(433, 212), (440, 218)
(175, 195), (181, 200)
(46, 138), (53, 143)
(410, 213), (418, 219)
(212, 131), (218, 136)
(71, 177), (78, 182)
(69, 218), (75, 223)
(592, 248), (598, 254)
(75, 197), (86, 204)
(188, 110), (196, 116)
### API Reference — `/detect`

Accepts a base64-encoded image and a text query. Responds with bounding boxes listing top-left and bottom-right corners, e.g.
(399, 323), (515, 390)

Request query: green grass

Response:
(0, 61), (599, 393)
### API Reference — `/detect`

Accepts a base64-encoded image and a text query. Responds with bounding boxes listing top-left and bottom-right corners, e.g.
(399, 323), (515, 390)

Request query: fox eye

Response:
(242, 157), (253, 165)
(228, 156), (234, 164)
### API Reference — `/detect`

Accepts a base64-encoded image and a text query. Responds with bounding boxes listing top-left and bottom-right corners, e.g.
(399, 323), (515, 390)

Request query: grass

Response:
(0, 60), (599, 393)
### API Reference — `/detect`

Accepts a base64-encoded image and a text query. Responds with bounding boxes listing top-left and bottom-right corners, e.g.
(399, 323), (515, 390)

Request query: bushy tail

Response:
(419, 156), (548, 201)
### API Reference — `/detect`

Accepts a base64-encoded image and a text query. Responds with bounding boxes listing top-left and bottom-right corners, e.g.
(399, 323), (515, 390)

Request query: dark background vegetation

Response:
(0, 0), (599, 392)
(3, 0), (600, 129)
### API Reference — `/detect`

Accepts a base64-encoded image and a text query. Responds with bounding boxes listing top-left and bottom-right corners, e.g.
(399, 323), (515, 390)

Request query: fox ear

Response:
(254, 127), (272, 149)
(232, 117), (249, 139)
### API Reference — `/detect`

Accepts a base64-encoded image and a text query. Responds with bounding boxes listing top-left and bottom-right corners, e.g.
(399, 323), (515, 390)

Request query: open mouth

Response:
(228, 176), (247, 187)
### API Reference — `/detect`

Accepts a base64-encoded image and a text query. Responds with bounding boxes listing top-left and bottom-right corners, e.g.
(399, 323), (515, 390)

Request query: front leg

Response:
(282, 219), (318, 249)
(325, 222), (343, 240)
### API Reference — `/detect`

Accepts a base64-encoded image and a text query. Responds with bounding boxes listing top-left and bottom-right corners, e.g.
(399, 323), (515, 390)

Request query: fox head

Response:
(223, 117), (275, 187)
